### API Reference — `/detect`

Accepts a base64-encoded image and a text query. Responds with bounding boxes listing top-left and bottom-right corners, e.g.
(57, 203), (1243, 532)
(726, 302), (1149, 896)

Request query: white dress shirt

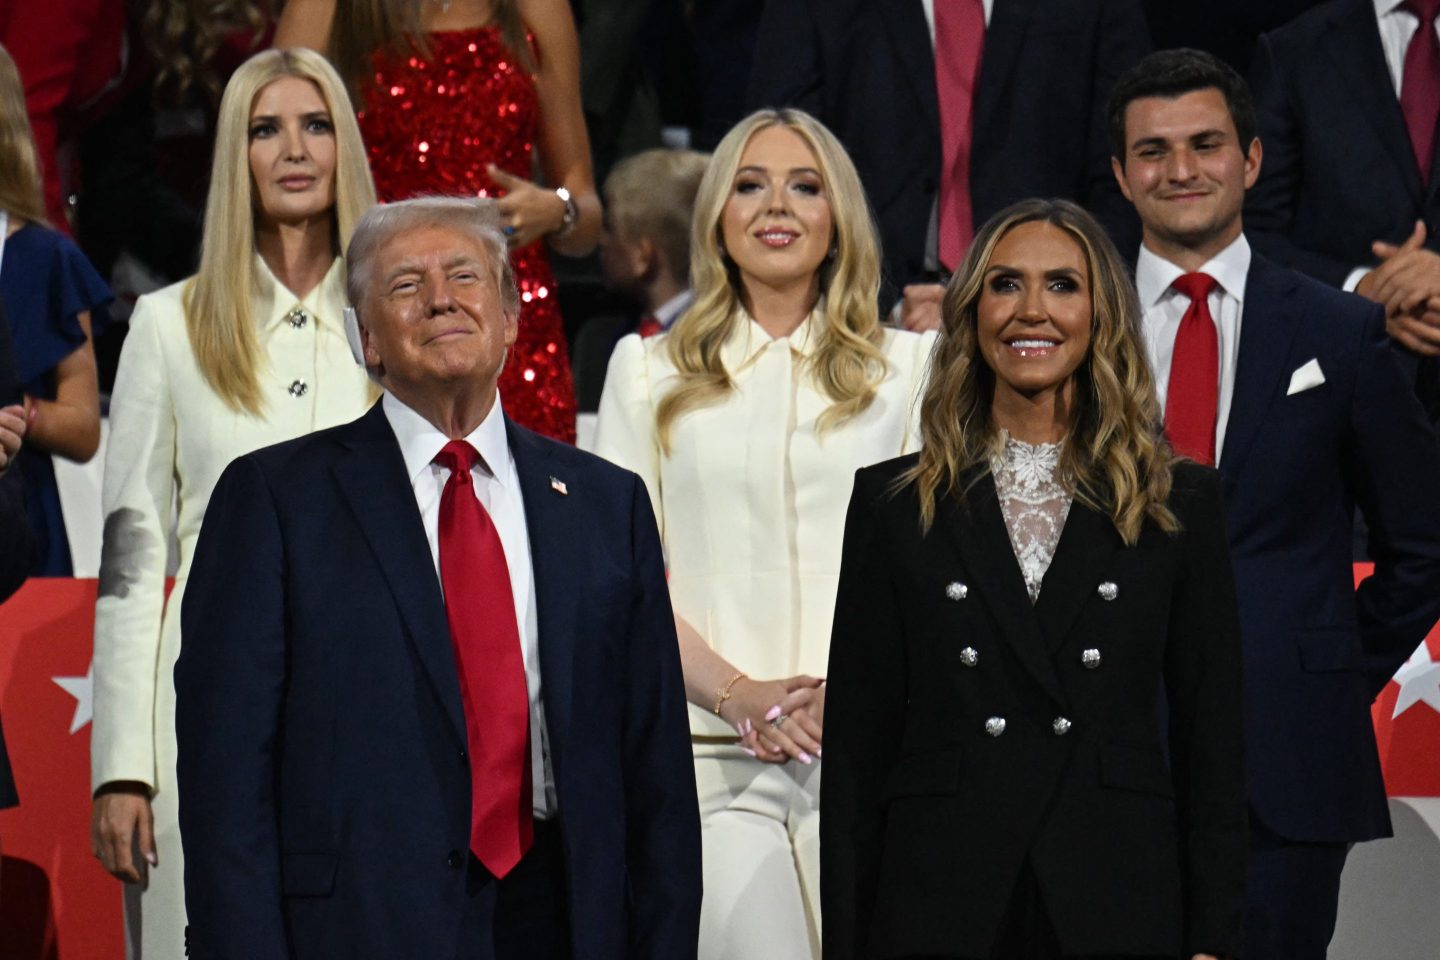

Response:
(381, 390), (556, 817)
(652, 289), (695, 332)
(1342, 0), (1440, 289)
(1136, 234), (1251, 462)
(921, 0), (994, 40)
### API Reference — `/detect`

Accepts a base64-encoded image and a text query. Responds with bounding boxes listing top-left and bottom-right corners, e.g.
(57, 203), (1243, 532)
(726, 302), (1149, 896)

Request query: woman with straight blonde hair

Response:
(0, 42), (112, 575)
(821, 199), (1246, 960)
(90, 47), (378, 958)
(594, 108), (936, 960)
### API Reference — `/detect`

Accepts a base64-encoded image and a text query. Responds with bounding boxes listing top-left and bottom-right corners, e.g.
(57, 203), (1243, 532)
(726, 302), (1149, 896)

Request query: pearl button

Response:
(1081, 648), (1102, 669)
(1097, 581), (1118, 601)
(985, 716), (1007, 737)
(946, 581), (969, 601)
(1052, 717), (1073, 736)
(959, 646), (979, 668)
(288, 379), (309, 398)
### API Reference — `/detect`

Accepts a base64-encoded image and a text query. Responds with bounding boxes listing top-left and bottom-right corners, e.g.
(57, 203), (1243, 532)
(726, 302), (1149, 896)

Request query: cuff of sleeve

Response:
(1342, 266), (1370, 293)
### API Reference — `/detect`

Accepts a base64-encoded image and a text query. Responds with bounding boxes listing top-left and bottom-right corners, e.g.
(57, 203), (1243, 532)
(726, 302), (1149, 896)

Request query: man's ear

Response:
(1111, 155), (1133, 204)
(1243, 136), (1263, 190)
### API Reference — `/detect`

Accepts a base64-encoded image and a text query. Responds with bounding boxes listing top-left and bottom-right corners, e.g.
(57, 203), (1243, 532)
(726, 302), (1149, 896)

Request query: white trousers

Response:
(694, 744), (821, 960)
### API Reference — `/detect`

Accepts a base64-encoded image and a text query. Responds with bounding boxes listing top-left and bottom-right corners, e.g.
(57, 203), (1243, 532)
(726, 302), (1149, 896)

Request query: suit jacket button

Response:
(447, 850), (464, 870)
(458, 749), (467, 763)
(946, 581), (969, 601)
(1081, 648), (1102, 669)
(1097, 581), (1118, 601)
(984, 716), (1006, 737)
(288, 378), (309, 398)
(959, 646), (979, 667)
(1052, 716), (1072, 736)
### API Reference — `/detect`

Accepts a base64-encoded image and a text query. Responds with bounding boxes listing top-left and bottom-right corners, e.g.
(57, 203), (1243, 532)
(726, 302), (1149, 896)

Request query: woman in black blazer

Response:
(820, 199), (1245, 960)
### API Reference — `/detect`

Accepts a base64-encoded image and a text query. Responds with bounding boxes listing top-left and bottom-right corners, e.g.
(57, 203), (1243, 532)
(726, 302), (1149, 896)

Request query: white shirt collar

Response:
(1377, 0), (1411, 19)
(1136, 232), (1252, 309)
(382, 389), (511, 487)
(652, 289), (694, 330)
(253, 254), (346, 332)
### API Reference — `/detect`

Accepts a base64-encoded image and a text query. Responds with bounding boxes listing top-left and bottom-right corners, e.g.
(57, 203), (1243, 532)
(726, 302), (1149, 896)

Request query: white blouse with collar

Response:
(594, 311), (937, 736)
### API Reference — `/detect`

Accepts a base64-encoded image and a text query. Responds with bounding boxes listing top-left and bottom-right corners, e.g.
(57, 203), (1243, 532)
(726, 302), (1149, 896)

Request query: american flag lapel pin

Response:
(549, 476), (568, 496)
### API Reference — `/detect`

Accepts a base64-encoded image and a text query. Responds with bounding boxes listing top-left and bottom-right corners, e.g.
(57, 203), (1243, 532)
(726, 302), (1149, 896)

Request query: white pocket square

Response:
(1286, 358), (1325, 396)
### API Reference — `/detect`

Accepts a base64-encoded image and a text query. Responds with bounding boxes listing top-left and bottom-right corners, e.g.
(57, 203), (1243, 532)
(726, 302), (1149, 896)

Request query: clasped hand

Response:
(488, 163), (567, 249)
(717, 675), (825, 764)
(1358, 219), (1440, 356)
(0, 403), (25, 476)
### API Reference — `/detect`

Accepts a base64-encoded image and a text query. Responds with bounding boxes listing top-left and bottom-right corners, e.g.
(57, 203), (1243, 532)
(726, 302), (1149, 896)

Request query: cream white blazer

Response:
(92, 257), (378, 794)
(594, 313), (936, 737)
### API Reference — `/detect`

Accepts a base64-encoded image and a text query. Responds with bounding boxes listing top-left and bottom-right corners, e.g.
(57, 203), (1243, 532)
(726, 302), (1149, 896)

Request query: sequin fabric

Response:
(359, 27), (576, 443)
(991, 432), (1072, 602)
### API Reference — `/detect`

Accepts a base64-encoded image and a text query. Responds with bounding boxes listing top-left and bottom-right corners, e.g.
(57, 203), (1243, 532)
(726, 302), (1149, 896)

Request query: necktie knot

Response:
(1405, 0), (1440, 24)
(1171, 272), (1218, 304)
(434, 439), (480, 479)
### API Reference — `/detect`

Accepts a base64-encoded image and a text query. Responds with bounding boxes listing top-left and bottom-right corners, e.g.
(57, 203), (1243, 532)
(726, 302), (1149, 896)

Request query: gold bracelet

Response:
(713, 672), (747, 715)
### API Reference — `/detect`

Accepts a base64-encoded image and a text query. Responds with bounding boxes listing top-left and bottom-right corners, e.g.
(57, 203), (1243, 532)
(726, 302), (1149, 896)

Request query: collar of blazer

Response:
(937, 463), (1124, 708)
(1217, 254), (1303, 480)
(329, 402), (576, 752)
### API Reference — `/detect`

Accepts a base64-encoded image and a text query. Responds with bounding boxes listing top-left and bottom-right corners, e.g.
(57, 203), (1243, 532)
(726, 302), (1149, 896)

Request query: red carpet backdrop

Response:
(0, 570), (1436, 957)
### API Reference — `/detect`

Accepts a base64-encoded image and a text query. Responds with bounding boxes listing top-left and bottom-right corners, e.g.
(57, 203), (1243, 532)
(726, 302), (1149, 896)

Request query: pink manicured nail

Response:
(798, 752), (813, 765)
(146, 852), (158, 866)
(815, 748), (822, 758)
(741, 747), (757, 757)
(764, 705), (783, 721)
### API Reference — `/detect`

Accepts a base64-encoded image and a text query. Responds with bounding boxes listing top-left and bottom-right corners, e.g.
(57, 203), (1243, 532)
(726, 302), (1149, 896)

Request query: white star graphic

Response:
(52, 662), (94, 734)
(1391, 643), (1440, 720)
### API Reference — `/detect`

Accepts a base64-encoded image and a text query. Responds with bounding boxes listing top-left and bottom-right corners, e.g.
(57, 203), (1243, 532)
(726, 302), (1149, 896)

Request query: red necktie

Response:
(933, 0), (985, 271)
(434, 440), (533, 878)
(635, 313), (663, 338)
(1403, 0), (1440, 182)
(1164, 273), (1221, 466)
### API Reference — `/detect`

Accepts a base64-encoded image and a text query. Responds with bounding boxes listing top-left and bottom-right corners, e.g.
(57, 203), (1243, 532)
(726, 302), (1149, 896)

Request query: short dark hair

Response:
(1107, 48), (1257, 164)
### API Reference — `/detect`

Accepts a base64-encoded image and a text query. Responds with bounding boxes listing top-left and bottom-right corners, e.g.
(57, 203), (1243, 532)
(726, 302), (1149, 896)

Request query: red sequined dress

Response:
(359, 27), (576, 443)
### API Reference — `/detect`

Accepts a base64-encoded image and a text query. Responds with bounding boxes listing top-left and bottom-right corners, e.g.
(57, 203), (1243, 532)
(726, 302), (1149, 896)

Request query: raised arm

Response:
(272, 0), (336, 52)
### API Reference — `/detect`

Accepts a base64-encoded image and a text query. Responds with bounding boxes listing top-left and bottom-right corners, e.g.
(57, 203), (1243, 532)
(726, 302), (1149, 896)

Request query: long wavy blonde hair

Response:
(656, 108), (888, 451)
(142, 0), (270, 101)
(904, 198), (1178, 545)
(183, 48), (376, 414)
(0, 44), (48, 226)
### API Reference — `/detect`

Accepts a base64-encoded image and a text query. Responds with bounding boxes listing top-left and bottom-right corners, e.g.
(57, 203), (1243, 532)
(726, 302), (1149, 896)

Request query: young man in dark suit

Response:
(1111, 48), (1440, 959)
(175, 198), (701, 960)
(1246, 0), (1440, 418)
(747, 0), (1150, 328)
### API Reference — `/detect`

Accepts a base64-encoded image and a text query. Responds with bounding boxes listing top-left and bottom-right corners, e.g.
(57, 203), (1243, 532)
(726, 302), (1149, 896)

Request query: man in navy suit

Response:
(1110, 49), (1440, 959)
(175, 197), (701, 960)
(1246, 0), (1440, 420)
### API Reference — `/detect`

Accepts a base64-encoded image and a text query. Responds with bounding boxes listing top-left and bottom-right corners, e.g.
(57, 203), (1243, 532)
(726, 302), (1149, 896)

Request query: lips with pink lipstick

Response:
(1003, 335), (1062, 358)
(755, 228), (799, 248)
(279, 175), (317, 191)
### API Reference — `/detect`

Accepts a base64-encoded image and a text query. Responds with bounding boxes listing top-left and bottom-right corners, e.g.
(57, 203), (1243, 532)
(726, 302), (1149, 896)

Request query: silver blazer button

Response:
(288, 379), (309, 398)
(1081, 648), (1102, 669)
(1097, 581), (1119, 601)
(1052, 716), (1073, 736)
(984, 716), (1007, 737)
(959, 646), (979, 667)
(945, 581), (969, 601)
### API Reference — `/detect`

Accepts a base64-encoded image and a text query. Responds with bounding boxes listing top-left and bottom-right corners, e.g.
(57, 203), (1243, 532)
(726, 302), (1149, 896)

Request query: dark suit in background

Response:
(0, 307), (33, 811)
(1196, 254), (1440, 956)
(822, 460), (1246, 960)
(747, 0), (1149, 297)
(176, 405), (701, 959)
(1246, 0), (1440, 421)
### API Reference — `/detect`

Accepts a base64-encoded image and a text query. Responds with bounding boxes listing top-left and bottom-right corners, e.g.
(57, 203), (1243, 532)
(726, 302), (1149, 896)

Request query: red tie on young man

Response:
(1402, 0), (1440, 181)
(434, 439), (533, 878)
(635, 313), (663, 338)
(933, 0), (986, 271)
(1164, 272), (1221, 466)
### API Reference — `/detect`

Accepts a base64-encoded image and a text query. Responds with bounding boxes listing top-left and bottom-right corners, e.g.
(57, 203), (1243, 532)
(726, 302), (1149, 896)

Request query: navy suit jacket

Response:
(0, 306), (32, 602)
(176, 403), (701, 959)
(1218, 252), (1440, 843)
(747, 0), (1149, 298)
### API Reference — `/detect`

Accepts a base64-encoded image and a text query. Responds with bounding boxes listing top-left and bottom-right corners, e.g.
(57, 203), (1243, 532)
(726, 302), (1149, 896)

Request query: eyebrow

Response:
(381, 253), (485, 285)
(249, 111), (333, 124)
(986, 264), (1084, 279)
(734, 165), (823, 178)
(1129, 128), (1228, 150)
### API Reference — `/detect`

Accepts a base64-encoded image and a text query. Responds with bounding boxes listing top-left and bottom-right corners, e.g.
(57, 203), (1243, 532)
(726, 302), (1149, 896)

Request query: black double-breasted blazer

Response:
(820, 459), (1246, 960)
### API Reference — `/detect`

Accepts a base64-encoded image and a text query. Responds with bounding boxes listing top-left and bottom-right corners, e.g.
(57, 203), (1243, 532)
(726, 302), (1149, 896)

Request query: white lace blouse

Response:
(991, 432), (1073, 602)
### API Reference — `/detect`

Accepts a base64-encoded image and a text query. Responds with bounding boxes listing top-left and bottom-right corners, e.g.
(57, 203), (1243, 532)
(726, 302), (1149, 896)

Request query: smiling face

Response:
(359, 224), (518, 400)
(248, 75), (338, 228)
(976, 221), (1094, 411)
(1113, 87), (1261, 266)
(719, 124), (834, 305)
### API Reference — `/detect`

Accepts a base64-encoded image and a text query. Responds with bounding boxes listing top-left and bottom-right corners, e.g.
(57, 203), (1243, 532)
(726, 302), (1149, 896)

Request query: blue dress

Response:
(0, 224), (112, 576)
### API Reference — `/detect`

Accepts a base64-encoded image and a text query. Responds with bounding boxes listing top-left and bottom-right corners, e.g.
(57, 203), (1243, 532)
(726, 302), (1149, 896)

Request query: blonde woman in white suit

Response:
(594, 108), (936, 960)
(89, 48), (378, 959)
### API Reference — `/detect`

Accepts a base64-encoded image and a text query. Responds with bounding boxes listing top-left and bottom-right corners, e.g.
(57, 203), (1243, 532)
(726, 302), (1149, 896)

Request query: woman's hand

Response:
(0, 404), (26, 476)
(91, 782), (157, 883)
(722, 675), (824, 764)
(488, 165), (568, 249)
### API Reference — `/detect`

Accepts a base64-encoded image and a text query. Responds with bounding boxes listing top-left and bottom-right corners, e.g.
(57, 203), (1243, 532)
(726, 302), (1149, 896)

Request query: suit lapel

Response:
(1324, 0), (1424, 202)
(333, 404), (466, 744)
(971, 0), (1037, 147)
(1218, 255), (1303, 479)
(505, 420), (575, 754)
(940, 470), (1067, 707)
(883, 0), (940, 132)
(1033, 496), (1123, 654)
